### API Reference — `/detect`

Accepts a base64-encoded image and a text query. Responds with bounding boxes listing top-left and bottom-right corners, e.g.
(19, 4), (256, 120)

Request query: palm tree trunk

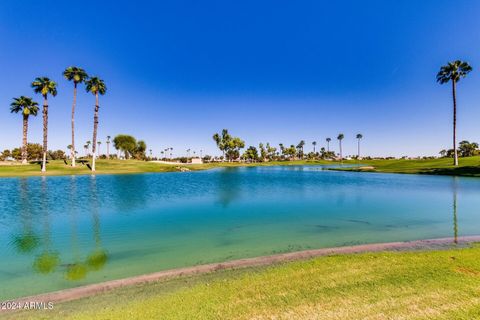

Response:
(357, 139), (360, 159)
(106, 142), (110, 159)
(41, 96), (48, 172)
(91, 93), (99, 172)
(327, 142), (330, 153)
(22, 115), (28, 164)
(452, 178), (458, 244)
(71, 83), (77, 167)
(452, 80), (458, 166)
(339, 141), (343, 164)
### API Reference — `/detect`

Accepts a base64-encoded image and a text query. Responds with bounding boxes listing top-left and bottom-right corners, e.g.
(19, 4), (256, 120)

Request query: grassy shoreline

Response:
(329, 156), (480, 177)
(0, 159), (335, 177)
(5, 238), (480, 320)
(1, 157), (480, 178)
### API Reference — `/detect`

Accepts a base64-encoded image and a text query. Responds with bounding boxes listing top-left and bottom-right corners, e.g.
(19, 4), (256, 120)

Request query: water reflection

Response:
(217, 168), (241, 207)
(6, 175), (111, 283)
(32, 177), (60, 274)
(2, 168), (479, 300)
(64, 175), (87, 281)
(11, 178), (39, 253)
(452, 177), (458, 244)
(86, 176), (108, 271)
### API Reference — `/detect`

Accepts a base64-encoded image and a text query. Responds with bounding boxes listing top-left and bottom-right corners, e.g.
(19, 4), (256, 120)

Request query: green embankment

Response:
(1, 156), (479, 177)
(0, 159), (333, 177)
(7, 245), (480, 320)
(333, 156), (480, 177)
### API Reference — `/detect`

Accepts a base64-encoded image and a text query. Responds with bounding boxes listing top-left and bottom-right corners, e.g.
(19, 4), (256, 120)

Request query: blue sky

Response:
(1, 0), (480, 157)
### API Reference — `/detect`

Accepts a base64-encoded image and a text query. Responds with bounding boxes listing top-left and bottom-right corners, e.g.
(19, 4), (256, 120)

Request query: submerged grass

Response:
(7, 245), (480, 319)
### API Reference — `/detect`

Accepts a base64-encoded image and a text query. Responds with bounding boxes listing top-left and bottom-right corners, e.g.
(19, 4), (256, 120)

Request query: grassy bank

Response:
(1, 157), (479, 178)
(0, 159), (333, 177)
(7, 244), (480, 320)
(334, 156), (480, 177)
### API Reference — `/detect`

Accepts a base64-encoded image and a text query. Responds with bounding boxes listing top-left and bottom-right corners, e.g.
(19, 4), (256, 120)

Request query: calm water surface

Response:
(0, 166), (479, 300)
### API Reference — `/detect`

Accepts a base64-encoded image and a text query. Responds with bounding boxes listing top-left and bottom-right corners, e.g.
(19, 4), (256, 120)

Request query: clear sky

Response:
(1, 0), (479, 157)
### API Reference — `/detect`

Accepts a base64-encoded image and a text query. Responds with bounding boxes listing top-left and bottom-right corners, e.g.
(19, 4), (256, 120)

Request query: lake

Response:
(1, 166), (479, 300)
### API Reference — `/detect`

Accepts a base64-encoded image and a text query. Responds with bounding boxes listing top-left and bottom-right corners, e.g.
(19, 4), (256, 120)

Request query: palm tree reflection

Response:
(33, 177), (60, 274)
(86, 176), (108, 271)
(452, 177), (458, 244)
(12, 178), (39, 254)
(65, 176), (88, 281)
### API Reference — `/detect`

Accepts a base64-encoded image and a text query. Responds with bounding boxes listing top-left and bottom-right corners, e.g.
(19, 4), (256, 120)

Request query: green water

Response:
(0, 166), (479, 300)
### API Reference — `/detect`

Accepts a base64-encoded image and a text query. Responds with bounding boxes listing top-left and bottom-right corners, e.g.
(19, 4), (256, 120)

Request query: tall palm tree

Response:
(437, 60), (472, 166)
(299, 140), (305, 155)
(10, 96), (39, 164)
(85, 77), (107, 172)
(32, 77), (57, 172)
(356, 134), (363, 159)
(312, 141), (317, 153)
(63, 67), (88, 167)
(337, 134), (344, 162)
(106, 135), (111, 159)
(326, 137), (331, 153)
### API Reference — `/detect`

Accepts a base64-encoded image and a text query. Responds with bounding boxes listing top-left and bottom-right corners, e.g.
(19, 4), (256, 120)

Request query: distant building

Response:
(191, 158), (203, 164)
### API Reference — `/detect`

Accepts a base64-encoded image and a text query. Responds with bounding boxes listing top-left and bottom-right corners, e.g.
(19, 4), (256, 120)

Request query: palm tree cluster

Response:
(9, 67), (107, 172)
(212, 129), (245, 161)
(439, 140), (479, 158)
(211, 130), (364, 162)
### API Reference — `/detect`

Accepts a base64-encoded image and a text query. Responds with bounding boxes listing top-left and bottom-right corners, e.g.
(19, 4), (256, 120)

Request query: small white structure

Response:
(191, 158), (203, 164)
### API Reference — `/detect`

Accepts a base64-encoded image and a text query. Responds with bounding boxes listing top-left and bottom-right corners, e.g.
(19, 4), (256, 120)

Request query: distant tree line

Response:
(212, 129), (364, 163)
(439, 140), (479, 158)
(0, 144), (65, 161)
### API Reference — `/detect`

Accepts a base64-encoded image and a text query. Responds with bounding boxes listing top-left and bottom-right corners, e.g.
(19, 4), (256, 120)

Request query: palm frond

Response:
(31, 77), (57, 97)
(85, 77), (107, 95)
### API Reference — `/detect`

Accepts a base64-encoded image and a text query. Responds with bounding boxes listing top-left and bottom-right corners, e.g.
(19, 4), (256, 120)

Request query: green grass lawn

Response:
(0, 159), (334, 177)
(7, 245), (480, 320)
(1, 157), (479, 178)
(335, 156), (480, 177)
